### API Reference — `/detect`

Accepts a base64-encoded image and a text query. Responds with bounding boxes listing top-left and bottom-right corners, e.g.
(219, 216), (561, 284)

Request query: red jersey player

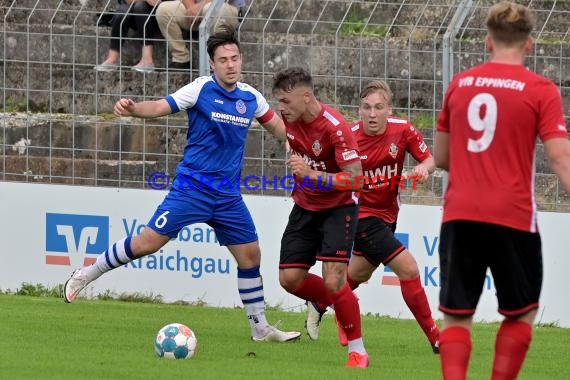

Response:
(305, 80), (441, 354)
(435, 2), (570, 379)
(272, 67), (369, 368)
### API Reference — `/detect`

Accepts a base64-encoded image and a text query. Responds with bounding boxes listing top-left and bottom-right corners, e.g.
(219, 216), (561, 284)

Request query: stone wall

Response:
(1, 0), (569, 209)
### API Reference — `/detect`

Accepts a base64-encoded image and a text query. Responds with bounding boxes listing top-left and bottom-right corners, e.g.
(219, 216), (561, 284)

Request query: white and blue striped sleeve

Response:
(165, 76), (212, 113)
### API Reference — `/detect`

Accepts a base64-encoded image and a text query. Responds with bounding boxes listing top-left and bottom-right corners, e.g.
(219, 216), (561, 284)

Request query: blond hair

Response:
(486, 1), (535, 46)
(359, 80), (393, 105)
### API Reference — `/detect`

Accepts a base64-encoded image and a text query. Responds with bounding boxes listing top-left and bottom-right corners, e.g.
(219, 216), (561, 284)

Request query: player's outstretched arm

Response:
(434, 132), (449, 171)
(114, 98), (172, 119)
(260, 113), (286, 141)
(544, 137), (570, 193)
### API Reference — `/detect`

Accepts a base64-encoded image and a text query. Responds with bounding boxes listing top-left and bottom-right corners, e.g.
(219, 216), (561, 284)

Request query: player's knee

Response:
(390, 250), (420, 279)
(396, 265), (420, 280)
(236, 251), (261, 267)
(278, 270), (301, 292)
(323, 275), (344, 294)
(131, 229), (169, 256)
(511, 309), (538, 325)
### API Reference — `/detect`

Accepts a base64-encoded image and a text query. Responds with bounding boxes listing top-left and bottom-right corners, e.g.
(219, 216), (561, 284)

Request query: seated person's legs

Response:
(202, 2), (240, 31)
(156, 0), (192, 67)
(95, 2), (133, 70)
(130, 1), (158, 72)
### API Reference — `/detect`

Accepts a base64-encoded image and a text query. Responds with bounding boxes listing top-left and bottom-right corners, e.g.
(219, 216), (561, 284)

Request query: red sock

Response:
(400, 276), (439, 344)
(290, 273), (333, 305)
(330, 282), (362, 341)
(492, 320), (532, 380)
(315, 274), (360, 312)
(440, 326), (472, 380)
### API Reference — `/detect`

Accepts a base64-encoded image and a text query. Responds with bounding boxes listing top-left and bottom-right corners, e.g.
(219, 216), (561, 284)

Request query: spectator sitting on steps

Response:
(95, 0), (170, 74)
(156, 0), (244, 70)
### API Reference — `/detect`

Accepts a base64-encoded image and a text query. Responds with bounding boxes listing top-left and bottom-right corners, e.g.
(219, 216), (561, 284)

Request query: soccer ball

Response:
(154, 323), (198, 359)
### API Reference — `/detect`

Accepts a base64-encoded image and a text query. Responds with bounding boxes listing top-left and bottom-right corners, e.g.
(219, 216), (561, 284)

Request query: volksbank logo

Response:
(45, 213), (109, 266)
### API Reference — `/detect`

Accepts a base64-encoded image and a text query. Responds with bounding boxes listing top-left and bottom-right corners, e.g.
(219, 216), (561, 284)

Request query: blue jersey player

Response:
(63, 25), (301, 343)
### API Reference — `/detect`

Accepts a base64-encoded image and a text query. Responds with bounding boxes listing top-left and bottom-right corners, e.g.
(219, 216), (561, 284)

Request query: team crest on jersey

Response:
(235, 99), (247, 114)
(388, 143), (399, 159)
(312, 140), (322, 156)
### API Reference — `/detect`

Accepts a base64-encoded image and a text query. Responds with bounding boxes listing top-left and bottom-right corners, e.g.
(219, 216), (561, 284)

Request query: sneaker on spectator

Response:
(168, 61), (190, 71)
(305, 301), (326, 340)
(94, 63), (118, 72)
(346, 352), (369, 368)
(131, 64), (155, 74)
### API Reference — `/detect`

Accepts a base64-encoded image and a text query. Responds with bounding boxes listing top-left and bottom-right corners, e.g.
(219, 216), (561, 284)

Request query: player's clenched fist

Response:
(114, 98), (135, 117)
(410, 163), (430, 182)
(287, 154), (311, 177)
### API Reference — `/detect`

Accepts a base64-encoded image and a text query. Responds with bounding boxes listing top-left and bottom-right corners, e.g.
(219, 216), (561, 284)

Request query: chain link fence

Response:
(1, 0), (569, 210)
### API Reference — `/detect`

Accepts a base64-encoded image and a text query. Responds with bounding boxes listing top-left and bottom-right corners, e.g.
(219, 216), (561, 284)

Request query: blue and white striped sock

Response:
(238, 266), (269, 337)
(82, 237), (135, 282)
(81, 236), (136, 281)
(96, 237), (135, 272)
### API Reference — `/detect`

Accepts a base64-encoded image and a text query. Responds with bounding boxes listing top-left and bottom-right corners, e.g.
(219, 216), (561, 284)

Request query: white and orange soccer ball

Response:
(154, 323), (198, 359)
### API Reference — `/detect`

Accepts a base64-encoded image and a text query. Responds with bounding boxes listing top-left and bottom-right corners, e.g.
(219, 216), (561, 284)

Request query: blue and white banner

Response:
(1, 182), (569, 327)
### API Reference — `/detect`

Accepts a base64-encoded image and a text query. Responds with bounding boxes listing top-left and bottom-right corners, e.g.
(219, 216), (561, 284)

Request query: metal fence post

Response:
(440, 0), (473, 193)
(199, 0), (226, 76)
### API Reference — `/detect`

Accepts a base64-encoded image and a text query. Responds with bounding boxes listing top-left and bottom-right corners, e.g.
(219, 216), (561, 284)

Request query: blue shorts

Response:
(147, 178), (258, 245)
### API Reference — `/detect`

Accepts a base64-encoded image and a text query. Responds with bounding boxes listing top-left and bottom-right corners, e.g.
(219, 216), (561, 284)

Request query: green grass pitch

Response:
(1, 294), (568, 379)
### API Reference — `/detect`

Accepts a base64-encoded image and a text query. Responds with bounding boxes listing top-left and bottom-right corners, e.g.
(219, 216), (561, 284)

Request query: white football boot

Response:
(305, 301), (326, 340)
(63, 268), (90, 303)
(252, 323), (301, 342)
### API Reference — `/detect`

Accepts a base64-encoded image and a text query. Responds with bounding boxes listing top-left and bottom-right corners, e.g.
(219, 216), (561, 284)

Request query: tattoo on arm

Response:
(329, 161), (364, 191)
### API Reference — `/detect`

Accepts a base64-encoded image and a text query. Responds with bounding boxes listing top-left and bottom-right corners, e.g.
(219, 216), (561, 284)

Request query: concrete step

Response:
(1, 154), (168, 187)
(2, 62), (198, 114)
(0, 112), (283, 178)
(1, 112), (186, 157)
(0, 22), (203, 69)
(2, 0), (109, 26)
